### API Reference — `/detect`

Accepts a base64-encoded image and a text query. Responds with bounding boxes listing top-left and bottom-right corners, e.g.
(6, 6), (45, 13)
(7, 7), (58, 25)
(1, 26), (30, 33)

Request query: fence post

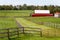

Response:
(40, 29), (42, 37)
(54, 23), (57, 37)
(17, 28), (19, 38)
(22, 27), (25, 34)
(54, 23), (55, 28)
(7, 29), (10, 40)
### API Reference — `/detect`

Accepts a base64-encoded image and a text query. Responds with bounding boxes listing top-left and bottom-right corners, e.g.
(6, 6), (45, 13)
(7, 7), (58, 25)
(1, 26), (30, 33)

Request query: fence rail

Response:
(0, 27), (42, 40)
(36, 22), (60, 29)
(0, 27), (60, 40)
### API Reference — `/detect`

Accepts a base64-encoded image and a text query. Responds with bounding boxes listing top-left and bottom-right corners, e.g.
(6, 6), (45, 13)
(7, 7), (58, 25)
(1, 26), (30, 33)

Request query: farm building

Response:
(54, 12), (60, 18)
(31, 10), (53, 17)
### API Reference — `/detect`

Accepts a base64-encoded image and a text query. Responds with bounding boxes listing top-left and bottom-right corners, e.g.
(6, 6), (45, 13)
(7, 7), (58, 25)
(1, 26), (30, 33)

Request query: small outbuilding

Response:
(54, 12), (60, 18)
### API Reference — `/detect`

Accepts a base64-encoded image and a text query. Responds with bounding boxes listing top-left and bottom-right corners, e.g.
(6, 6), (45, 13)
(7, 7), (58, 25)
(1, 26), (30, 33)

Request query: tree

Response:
(27, 6), (32, 10)
(13, 6), (18, 10)
(29, 5), (36, 10)
(35, 6), (40, 10)
(43, 5), (48, 10)
(47, 5), (55, 13)
(22, 4), (27, 10)
(19, 5), (22, 10)
(54, 6), (60, 12)
(40, 6), (44, 10)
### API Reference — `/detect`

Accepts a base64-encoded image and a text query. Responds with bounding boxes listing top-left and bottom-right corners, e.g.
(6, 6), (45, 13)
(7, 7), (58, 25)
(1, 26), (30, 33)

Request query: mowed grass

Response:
(15, 18), (60, 40)
(16, 18), (60, 37)
(1, 34), (60, 40)
(16, 18), (51, 29)
(0, 18), (17, 29)
(0, 10), (33, 16)
(12, 34), (60, 40)
(24, 17), (60, 24)
(16, 17), (51, 36)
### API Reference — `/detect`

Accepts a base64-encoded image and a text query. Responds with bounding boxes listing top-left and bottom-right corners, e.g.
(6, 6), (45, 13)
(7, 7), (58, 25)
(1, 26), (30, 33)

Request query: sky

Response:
(0, 0), (60, 6)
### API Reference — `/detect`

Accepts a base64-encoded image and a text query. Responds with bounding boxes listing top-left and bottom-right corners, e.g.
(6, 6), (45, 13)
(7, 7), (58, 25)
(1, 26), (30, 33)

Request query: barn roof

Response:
(34, 10), (50, 14)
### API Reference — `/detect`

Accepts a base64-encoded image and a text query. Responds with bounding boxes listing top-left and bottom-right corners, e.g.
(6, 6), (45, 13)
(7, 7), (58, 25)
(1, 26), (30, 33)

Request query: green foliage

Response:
(0, 4), (60, 14)
(54, 7), (60, 12)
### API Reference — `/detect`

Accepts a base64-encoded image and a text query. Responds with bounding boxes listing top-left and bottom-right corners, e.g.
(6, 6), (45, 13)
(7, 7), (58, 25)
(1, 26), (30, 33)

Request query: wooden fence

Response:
(0, 27), (60, 40)
(0, 27), (42, 40)
(36, 22), (60, 29)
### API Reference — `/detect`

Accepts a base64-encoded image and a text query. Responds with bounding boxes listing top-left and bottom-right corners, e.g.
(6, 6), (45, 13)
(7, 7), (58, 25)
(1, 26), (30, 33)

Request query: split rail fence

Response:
(0, 27), (42, 40)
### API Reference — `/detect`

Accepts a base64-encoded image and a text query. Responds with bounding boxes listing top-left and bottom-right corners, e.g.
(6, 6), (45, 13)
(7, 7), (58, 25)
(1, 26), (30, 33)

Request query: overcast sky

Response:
(0, 0), (60, 6)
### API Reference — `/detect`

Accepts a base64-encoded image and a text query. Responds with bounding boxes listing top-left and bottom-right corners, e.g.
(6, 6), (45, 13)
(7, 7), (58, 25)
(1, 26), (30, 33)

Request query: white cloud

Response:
(0, 0), (60, 6)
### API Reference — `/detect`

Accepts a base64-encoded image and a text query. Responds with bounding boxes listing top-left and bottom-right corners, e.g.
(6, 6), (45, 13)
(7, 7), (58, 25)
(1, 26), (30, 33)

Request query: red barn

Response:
(31, 10), (53, 17)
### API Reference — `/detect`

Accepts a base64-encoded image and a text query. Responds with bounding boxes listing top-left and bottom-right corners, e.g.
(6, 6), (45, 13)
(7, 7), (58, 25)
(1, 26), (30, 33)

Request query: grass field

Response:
(16, 18), (60, 37)
(24, 17), (60, 28)
(12, 34), (60, 40)
(16, 18), (50, 29)
(24, 17), (60, 24)
(1, 34), (60, 40)
(0, 10), (60, 40)
(0, 18), (17, 29)
(0, 10), (33, 16)
(0, 18), (18, 40)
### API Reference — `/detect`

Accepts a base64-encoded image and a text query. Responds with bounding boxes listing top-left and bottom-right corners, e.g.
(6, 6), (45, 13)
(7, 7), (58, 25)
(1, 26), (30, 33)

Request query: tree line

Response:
(0, 4), (60, 13)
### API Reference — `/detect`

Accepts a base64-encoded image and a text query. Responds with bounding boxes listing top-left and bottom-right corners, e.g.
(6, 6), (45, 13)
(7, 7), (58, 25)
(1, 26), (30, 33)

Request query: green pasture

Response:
(12, 34), (60, 40)
(16, 18), (51, 29)
(0, 18), (18, 40)
(23, 17), (60, 28)
(0, 18), (17, 29)
(0, 10), (33, 16)
(16, 18), (60, 37)
(0, 10), (60, 40)
(24, 17), (60, 24)
(1, 34), (60, 40)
